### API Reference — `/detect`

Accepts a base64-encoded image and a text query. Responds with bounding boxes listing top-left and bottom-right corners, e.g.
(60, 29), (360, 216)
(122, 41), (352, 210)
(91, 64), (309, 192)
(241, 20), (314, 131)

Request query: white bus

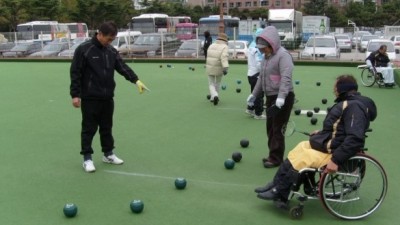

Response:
(61, 23), (89, 39)
(16, 21), (69, 42)
(131, 13), (169, 33)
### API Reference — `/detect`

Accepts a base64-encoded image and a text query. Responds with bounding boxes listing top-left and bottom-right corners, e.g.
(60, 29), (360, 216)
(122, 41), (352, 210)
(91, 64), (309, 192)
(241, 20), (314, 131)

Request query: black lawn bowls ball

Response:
(322, 98), (328, 104)
(236, 88), (241, 93)
(159, 65), (162, 68)
(206, 94), (211, 100)
(192, 68), (195, 71)
(306, 111), (313, 117)
(231, 152), (242, 162)
(175, 178), (187, 190)
(130, 200), (144, 214)
(63, 203), (78, 218)
(240, 139), (249, 148)
(294, 109), (301, 115)
(224, 159), (235, 169)
(313, 107), (320, 113)
(311, 117), (318, 125)
(316, 82), (321, 86)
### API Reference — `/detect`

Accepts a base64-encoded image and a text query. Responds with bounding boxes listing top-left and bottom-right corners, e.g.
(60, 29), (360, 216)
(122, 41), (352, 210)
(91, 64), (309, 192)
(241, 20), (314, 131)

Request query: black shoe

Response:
(213, 96), (219, 105)
(254, 182), (275, 193)
(263, 161), (280, 168)
(257, 188), (280, 200)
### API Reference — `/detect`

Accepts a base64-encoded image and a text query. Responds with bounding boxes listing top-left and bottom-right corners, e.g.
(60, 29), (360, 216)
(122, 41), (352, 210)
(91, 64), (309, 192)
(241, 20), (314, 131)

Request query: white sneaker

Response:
(102, 154), (124, 165)
(83, 160), (96, 173)
(253, 114), (266, 120)
(245, 109), (255, 116)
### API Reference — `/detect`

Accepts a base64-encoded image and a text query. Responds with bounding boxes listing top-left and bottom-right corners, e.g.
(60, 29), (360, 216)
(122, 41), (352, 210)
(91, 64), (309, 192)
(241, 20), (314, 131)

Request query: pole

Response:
(219, 0), (224, 33)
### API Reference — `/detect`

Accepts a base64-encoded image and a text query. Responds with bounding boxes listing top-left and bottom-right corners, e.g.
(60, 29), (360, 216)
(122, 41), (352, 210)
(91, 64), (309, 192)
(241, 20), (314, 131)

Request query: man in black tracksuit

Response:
(70, 21), (148, 173)
(254, 75), (377, 204)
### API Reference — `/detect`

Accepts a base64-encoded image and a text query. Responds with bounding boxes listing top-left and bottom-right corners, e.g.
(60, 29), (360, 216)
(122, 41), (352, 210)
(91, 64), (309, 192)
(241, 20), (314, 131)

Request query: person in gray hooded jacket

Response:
(247, 26), (295, 168)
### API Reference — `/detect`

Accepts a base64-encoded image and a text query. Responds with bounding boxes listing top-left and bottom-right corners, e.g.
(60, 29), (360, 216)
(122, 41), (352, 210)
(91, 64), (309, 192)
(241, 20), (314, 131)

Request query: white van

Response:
(112, 31), (141, 55)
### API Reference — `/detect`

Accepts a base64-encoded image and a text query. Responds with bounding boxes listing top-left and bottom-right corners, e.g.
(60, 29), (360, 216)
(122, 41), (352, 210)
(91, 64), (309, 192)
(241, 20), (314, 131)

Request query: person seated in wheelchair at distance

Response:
(366, 44), (395, 87)
(255, 75), (377, 204)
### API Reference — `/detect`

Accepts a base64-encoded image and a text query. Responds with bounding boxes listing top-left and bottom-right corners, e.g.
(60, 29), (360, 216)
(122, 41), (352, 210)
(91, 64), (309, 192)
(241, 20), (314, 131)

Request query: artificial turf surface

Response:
(0, 61), (398, 225)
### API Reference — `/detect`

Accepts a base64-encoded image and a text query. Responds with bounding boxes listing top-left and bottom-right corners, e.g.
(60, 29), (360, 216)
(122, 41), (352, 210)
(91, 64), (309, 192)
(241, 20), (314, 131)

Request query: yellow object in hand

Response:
(136, 80), (150, 94)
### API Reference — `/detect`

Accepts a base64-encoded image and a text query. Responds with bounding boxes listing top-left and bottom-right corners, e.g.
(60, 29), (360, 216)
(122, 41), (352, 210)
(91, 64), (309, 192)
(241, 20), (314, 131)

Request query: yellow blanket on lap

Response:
(288, 141), (332, 171)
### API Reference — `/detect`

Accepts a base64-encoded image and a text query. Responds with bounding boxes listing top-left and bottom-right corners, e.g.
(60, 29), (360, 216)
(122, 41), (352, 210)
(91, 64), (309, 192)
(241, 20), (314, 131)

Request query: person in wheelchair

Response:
(366, 44), (395, 87)
(255, 74), (377, 205)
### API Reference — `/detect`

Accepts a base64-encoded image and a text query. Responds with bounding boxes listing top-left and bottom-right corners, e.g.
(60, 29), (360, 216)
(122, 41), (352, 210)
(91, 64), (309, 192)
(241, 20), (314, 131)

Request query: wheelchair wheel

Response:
(319, 154), (387, 220)
(360, 68), (376, 87)
(290, 206), (303, 220)
(376, 73), (385, 88)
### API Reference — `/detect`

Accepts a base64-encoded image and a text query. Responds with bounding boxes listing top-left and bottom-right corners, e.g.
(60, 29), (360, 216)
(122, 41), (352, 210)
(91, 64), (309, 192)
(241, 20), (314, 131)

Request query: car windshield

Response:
(43, 44), (63, 51)
(367, 42), (395, 52)
(335, 36), (349, 40)
(135, 36), (160, 45)
(11, 44), (30, 51)
(361, 35), (379, 41)
(179, 41), (198, 50)
(306, 38), (336, 47)
(228, 42), (245, 49)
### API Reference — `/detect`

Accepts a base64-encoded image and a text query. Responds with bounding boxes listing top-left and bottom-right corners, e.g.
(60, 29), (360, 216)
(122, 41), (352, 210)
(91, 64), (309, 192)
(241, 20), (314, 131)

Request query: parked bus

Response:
(61, 22), (89, 39)
(131, 13), (169, 33)
(16, 21), (65, 42)
(175, 23), (198, 41)
(198, 15), (240, 41)
(168, 16), (191, 32)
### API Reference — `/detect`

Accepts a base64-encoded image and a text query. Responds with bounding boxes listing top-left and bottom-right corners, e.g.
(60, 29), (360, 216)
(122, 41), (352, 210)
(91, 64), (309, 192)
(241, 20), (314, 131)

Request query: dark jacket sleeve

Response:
(70, 45), (85, 98)
(113, 50), (139, 84)
(331, 103), (368, 165)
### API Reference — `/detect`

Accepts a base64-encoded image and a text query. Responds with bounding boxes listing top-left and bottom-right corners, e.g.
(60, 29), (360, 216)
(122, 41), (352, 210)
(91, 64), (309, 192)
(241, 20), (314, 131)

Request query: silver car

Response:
(334, 34), (351, 52)
(174, 39), (203, 58)
(358, 35), (379, 53)
(301, 35), (340, 59)
(2, 42), (41, 57)
(29, 43), (69, 57)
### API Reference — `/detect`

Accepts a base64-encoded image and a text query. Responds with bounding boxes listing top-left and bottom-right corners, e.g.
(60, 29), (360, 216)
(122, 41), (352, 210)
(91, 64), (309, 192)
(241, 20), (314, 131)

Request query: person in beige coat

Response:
(205, 33), (229, 105)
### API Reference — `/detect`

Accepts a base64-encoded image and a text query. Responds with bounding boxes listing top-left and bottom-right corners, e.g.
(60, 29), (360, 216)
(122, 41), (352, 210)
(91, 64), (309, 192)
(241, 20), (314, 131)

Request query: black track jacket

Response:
(70, 35), (139, 100)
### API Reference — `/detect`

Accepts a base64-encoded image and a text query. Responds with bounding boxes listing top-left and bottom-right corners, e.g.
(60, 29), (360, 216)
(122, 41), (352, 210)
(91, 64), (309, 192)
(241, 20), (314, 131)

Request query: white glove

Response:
(275, 98), (285, 109)
(247, 94), (256, 107)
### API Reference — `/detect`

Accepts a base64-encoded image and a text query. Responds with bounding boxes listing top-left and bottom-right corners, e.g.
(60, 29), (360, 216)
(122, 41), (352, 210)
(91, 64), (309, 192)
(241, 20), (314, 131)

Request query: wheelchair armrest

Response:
(357, 64), (368, 69)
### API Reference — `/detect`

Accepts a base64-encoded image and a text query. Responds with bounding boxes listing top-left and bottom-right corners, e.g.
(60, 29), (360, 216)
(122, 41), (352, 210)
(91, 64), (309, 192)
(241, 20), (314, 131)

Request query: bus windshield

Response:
(268, 21), (293, 33)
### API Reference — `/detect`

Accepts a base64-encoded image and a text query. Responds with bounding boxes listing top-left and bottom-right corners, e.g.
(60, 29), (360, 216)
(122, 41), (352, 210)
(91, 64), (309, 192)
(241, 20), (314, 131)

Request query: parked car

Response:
(390, 35), (400, 54)
(174, 39), (203, 58)
(58, 42), (82, 58)
(2, 42), (41, 57)
(29, 43), (69, 57)
(351, 31), (371, 49)
(228, 40), (249, 59)
(300, 35), (340, 59)
(365, 39), (396, 61)
(129, 33), (181, 57)
(358, 35), (379, 52)
(112, 31), (141, 56)
(334, 34), (351, 52)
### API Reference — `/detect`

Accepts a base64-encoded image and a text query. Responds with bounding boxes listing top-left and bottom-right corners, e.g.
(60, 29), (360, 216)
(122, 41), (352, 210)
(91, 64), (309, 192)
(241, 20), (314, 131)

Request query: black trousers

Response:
(265, 92), (295, 164)
(80, 99), (114, 156)
(247, 73), (264, 116)
(272, 159), (298, 201)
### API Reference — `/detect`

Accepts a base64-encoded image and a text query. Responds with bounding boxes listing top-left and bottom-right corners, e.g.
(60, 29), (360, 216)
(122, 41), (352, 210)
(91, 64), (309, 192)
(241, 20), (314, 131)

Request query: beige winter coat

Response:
(205, 40), (229, 76)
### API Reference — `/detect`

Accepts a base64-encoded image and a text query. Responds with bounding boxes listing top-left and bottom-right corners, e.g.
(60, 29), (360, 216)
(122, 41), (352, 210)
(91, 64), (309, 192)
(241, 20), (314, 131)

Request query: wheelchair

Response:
(357, 64), (385, 87)
(285, 151), (387, 220)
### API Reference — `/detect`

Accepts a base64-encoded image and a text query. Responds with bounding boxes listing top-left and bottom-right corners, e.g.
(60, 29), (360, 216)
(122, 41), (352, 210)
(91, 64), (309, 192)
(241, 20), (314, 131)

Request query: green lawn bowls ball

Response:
(63, 203), (78, 218)
(175, 178), (187, 190)
(295, 80), (300, 85)
(188, 66), (192, 70)
(130, 200), (144, 213)
(224, 159), (235, 169)
(221, 84), (227, 90)
(310, 117), (318, 125)
(236, 79), (242, 84)
(294, 109), (301, 115)
(232, 152), (242, 162)
(240, 139), (249, 148)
